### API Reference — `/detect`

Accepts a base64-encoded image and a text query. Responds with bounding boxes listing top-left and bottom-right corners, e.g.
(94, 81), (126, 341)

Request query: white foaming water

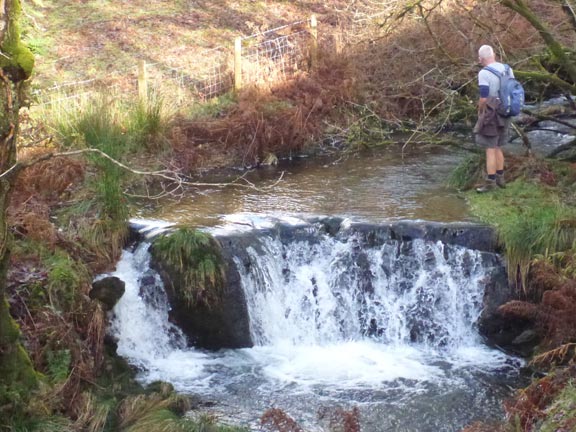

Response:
(108, 244), (213, 390)
(239, 235), (485, 348)
(108, 225), (517, 397)
(250, 342), (442, 387)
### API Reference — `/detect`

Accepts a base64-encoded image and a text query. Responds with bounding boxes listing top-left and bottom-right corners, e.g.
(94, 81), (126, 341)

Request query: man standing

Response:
(474, 45), (512, 192)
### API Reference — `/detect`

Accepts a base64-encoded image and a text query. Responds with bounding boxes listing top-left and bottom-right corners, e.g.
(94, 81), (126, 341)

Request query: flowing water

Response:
(109, 146), (524, 432)
(139, 146), (471, 226)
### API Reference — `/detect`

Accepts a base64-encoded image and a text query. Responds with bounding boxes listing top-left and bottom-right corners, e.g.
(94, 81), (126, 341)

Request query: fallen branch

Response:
(521, 108), (576, 130)
(0, 148), (286, 191)
(510, 122), (533, 156)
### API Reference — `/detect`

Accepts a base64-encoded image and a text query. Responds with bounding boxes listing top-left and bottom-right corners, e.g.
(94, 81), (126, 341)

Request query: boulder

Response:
(150, 229), (252, 350)
(90, 276), (125, 310)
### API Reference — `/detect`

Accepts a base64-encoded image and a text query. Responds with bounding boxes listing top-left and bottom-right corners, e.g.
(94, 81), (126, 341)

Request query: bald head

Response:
(478, 45), (495, 66)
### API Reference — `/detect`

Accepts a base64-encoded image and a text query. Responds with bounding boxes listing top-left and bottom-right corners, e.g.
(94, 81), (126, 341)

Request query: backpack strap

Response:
(483, 66), (502, 78)
(485, 64), (513, 78)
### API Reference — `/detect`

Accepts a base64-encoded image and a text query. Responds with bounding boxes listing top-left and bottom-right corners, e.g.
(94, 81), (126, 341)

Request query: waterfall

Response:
(107, 218), (520, 427)
(107, 243), (214, 390)
(236, 234), (488, 350)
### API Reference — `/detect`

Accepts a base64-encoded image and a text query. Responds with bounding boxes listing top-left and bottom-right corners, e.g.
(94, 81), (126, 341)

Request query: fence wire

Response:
(34, 20), (313, 113)
(241, 23), (310, 86)
(145, 47), (233, 103)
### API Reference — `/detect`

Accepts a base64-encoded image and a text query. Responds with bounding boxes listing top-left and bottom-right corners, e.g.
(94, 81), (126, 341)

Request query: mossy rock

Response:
(150, 228), (252, 349)
(151, 228), (226, 309)
(90, 276), (126, 310)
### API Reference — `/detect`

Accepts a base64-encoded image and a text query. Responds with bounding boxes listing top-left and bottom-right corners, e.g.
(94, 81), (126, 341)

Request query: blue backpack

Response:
(484, 64), (525, 117)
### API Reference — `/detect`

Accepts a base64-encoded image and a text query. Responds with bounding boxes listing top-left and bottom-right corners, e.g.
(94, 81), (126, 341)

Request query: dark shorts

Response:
(475, 118), (512, 149)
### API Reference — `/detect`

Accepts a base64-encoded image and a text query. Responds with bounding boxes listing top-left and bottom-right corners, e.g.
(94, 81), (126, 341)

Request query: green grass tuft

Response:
(537, 381), (576, 432)
(468, 180), (576, 286)
(153, 228), (226, 309)
(45, 350), (72, 384)
(446, 153), (484, 190)
(46, 251), (88, 311)
(8, 416), (74, 432)
(128, 92), (174, 151)
(185, 92), (237, 120)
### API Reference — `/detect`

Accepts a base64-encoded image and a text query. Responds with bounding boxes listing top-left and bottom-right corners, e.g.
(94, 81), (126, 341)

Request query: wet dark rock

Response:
(475, 251), (537, 355)
(337, 220), (499, 252)
(512, 329), (538, 345)
(146, 218), (516, 351)
(138, 271), (166, 309)
(510, 327), (541, 357)
(317, 216), (344, 237)
(150, 235), (253, 350)
(140, 273), (156, 288)
(90, 276), (125, 310)
(480, 317), (538, 357)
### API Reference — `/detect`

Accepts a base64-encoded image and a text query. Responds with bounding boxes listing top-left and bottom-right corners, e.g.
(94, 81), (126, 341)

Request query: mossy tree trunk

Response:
(501, 0), (576, 84)
(0, 0), (38, 412)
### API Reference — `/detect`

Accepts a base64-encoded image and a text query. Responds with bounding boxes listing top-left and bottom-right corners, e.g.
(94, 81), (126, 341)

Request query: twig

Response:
(0, 148), (286, 192)
(522, 109), (576, 130)
(510, 122), (533, 156)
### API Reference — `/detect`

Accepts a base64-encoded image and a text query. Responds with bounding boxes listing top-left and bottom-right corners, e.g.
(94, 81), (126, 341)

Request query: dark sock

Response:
(488, 174), (496, 181)
(496, 170), (504, 176)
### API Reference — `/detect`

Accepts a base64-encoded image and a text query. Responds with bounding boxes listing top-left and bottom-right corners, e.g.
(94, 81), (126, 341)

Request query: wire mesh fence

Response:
(33, 18), (316, 113)
(240, 20), (311, 87)
(143, 46), (233, 104)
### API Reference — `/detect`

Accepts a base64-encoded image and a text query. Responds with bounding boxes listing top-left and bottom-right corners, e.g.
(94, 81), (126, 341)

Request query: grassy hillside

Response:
(25, 0), (344, 87)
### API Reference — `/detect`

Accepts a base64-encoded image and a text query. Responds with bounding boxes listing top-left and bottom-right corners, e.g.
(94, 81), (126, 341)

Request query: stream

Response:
(108, 145), (525, 432)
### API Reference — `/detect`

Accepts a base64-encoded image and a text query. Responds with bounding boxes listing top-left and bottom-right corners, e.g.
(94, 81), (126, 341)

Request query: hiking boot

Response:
(496, 174), (506, 188)
(476, 179), (497, 193)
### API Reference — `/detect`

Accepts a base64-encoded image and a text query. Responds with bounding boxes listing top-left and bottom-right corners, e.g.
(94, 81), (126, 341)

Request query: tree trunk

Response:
(501, 0), (576, 84)
(0, 0), (38, 412)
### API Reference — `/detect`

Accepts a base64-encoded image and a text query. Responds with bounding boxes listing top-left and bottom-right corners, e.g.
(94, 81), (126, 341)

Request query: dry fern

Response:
(498, 300), (539, 320)
(86, 302), (106, 371)
(498, 275), (576, 351)
(461, 422), (506, 432)
(530, 343), (576, 370)
(504, 364), (576, 430)
(171, 53), (355, 170)
(261, 408), (303, 432)
(16, 154), (85, 200)
(318, 406), (361, 432)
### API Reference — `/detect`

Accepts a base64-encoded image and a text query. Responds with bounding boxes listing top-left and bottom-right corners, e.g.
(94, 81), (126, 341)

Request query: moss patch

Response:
(152, 228), (226, 309)
(0, 298), (39, 413)
(538, 380), (576, 431)
(0, 0), (35, 79)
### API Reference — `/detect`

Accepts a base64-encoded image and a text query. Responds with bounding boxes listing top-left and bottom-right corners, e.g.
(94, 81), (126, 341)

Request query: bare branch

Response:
(0, 147), (286, 191)
(522, 108), (576, 130)
(501, 0), (576, 83)
(510, 122), (533, 156)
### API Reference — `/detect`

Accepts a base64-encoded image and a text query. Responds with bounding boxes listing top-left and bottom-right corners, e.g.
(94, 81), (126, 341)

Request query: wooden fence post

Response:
(138, 60), (148, 102)
(309, 15), (318, 70)
(333, 31), (342, 56)
(234, 37), (242, 91)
